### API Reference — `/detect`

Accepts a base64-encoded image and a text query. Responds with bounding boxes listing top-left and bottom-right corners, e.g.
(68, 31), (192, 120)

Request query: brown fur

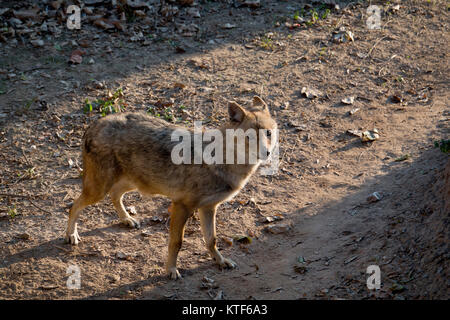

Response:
(65, 96), (277, 279)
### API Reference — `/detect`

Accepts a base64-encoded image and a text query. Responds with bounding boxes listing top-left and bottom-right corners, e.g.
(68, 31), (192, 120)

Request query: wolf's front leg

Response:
(198, 205), (237, 269)
(166, 202), (193, 280)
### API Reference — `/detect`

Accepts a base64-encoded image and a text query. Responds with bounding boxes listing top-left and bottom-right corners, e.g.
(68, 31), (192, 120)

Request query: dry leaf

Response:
(173, 82), (186, 89)
(69, 49), (85, 64)
(111, 21), (125, 31)
(93, 18), (114, 30)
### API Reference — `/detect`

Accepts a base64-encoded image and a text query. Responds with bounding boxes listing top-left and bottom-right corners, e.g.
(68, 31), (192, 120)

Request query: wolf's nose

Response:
(266, 151), (271, 157)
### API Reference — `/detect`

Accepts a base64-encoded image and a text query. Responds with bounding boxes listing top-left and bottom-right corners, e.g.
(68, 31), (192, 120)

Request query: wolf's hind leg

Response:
(109, 178), (139, 228)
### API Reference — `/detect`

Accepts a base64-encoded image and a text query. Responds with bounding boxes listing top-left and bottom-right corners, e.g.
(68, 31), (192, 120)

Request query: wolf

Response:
(65, 96), (278, 279)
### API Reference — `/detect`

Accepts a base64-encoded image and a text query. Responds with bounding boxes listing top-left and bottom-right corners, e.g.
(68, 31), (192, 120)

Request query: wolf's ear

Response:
(252, 96), (269, 113)
(228, 101), (247, 123)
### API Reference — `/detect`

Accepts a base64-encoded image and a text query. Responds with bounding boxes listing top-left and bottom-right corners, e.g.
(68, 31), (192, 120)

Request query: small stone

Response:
(293, 264), (307, 274)
(232, 234), (252, 244)
(342, 96), (355, 105)
(301, 87), (321, 99)
(260, 214), (284, 223)
(391, 4), (400, 13)
(242, 0), (261, 8)
(222, 23), (236, 29)
(201, 276), (215, 289)
(391, 94), (403, 103)
(30, 39), (44, 47)
(150, 215), (163, 222)
(332, 27), (355, 43)
(289, 121), (307, 131)
(9, 17), (22, 26)
(83, 6), (94, 15)
(222, 237), (233, 246)
(108, 274), (120, 283)
(280, 102), (290, 110)
(141, 230), (152, 237)
(40, 22), (48, 32)
(187, 7), (201, 18)
(265, 223), (291, 234)
(361, 130), (380, 142)
(134, 10), (146, 17)
(17, 232), (31, 240)
(92, 80), (105, 89)
(116, 252), (129, 260)
(349, 108), (360, 115)
(367, 192), (382, 203)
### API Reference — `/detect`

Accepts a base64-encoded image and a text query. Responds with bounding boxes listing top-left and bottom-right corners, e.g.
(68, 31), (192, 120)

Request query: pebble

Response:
(367, 192), (382, 203)
(30, 39), (44, 47)
(17, 232), (31, 240)
(116, 252), (129, 260)
(265, 223), (291, 234)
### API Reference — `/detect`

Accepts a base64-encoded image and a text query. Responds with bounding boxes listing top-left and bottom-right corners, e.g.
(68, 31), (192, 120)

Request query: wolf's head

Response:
(227, 96), (278, 163)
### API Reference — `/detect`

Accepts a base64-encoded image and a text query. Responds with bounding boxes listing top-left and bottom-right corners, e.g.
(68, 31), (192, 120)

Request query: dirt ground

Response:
(0, 0), (448, 300)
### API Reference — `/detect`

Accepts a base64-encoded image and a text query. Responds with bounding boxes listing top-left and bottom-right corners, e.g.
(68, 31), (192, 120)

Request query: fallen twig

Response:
(21, 148), (33, 167)
(54, 245), (72, 253)
(364, 36), (388, 60)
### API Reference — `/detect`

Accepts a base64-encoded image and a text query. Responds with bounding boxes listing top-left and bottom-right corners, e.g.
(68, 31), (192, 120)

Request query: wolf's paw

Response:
(121, 216), (140, 229)
(65, 231), (81, 245)
(167, 267), (182, 280)
(217, 257), (237, 269)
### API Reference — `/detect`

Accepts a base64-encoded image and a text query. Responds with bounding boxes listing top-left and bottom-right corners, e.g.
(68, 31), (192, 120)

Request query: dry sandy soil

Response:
(0, 0), (448, 300)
